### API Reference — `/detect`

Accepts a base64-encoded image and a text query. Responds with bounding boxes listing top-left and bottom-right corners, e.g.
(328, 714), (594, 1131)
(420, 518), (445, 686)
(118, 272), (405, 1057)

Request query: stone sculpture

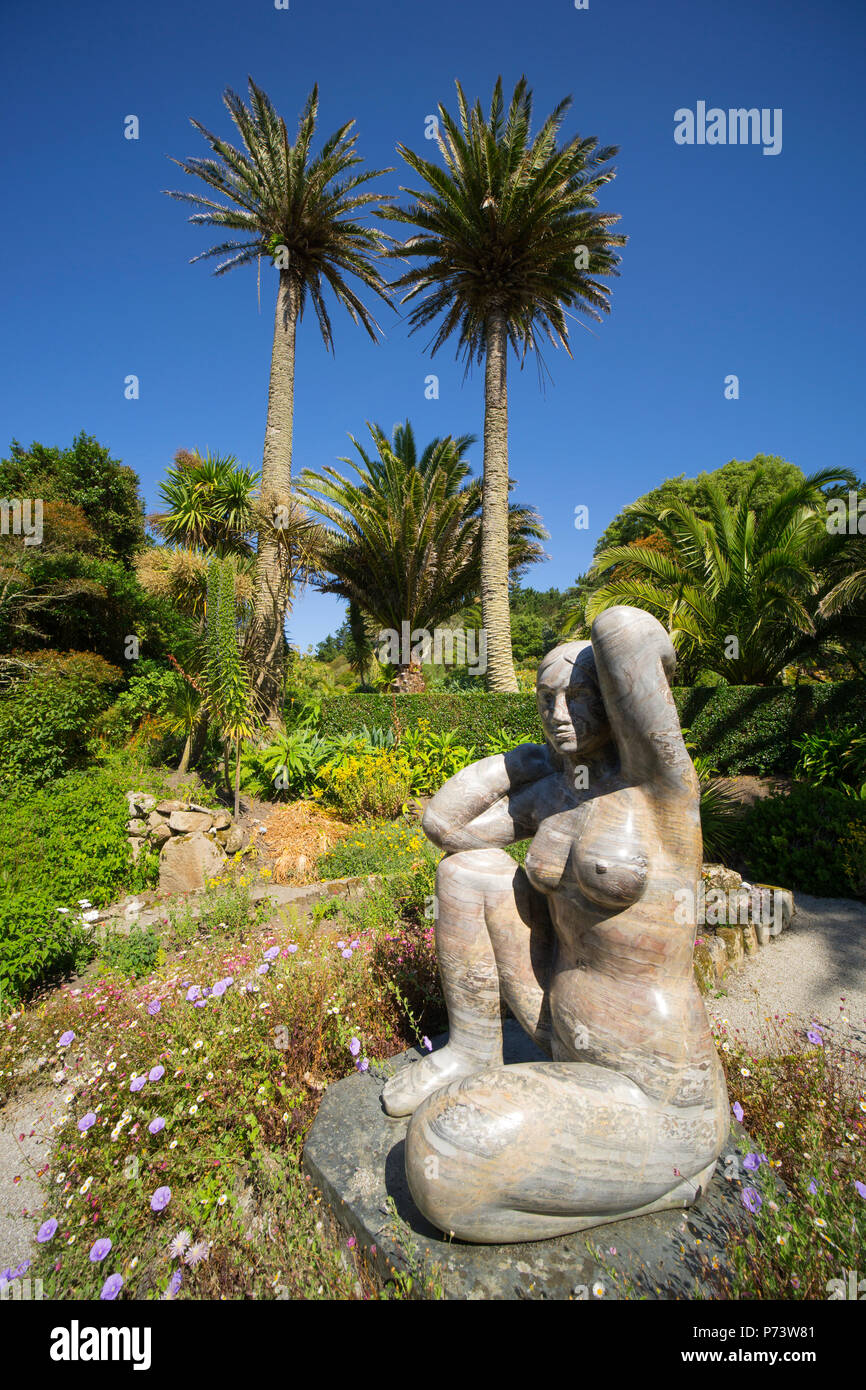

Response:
(382, 605), (729, 1243)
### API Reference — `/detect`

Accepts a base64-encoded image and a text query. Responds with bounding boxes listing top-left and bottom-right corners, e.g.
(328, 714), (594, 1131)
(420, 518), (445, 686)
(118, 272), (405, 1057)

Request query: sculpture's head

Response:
(536, 641), (612, 761)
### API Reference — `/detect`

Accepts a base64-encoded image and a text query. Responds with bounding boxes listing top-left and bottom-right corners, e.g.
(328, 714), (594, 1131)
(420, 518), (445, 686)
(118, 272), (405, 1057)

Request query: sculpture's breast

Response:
(524, 790), (652, 913)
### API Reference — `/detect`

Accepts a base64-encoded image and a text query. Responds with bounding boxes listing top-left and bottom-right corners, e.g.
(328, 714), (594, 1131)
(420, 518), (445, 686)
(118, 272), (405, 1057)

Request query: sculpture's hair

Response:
(535, 640), (601, 695)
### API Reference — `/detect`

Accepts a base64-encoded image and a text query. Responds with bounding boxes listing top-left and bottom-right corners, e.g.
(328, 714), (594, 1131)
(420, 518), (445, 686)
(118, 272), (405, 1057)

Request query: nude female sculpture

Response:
(382, 605), (729, 1244)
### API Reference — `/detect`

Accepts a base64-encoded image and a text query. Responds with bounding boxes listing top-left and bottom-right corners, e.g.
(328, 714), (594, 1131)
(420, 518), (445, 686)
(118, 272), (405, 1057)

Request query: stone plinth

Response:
(303, 1022), (764, 1300)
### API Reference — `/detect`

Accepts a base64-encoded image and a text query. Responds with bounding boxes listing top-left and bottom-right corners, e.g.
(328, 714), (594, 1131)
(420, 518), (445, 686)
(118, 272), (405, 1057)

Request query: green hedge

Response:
(317, 692), (542, 746)
(318, 682), (866, 777)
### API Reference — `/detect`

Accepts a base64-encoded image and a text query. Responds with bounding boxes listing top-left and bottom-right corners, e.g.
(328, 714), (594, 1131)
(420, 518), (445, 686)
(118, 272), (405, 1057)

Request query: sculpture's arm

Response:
(422, 743), (554, 853)
(590, 606), (699, 798)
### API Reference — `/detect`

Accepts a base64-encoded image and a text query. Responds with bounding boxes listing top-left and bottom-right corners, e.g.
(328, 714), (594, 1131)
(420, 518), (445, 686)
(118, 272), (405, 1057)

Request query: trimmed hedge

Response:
(317, 692), (542, 747)
(318, 681), (866, 777)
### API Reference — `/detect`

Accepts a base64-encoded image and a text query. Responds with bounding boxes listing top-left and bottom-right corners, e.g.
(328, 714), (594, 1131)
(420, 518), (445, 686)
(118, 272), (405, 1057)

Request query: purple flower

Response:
(336, 941), (346, 949)
(732, 1101), (744, 1124)
(421, 1036), (432, 1052)
(148, 1117), (166, 1135)
(147, 1000), (161, 1016)
(808, 1179), (819, 1195)
(89, 1237), (112, 1263)
(194, 999), (207, 1008)
(100, 1273), (123, 1301)
(855, 1180), (866, 1199)
(211, 980), (228, 998)
(150, 1186), (172, 1213)
(186, 986), (201, 1003)
(807, 1028), (823, 1046)
(743, 1153), (761, 1172)
(348, 1038), (361, 1057)
(37, 1218), (58, 1243)
(130, 1076), (147, 1093)
(148, 1065), (165, 1083)
(356, 1058), (369, 1073)
(12, 1260), (30, 1277)
(77, 1112), (97, 1133)
(341, 949), (352, 960)
(59, 1031), (75, 1048)
(256, 963), (270, 975)
(741, 1187), (762, 1214)
(287, 944), (298, 954)
(263, 946), (279, 961)
(167, 1268), (182, 1297)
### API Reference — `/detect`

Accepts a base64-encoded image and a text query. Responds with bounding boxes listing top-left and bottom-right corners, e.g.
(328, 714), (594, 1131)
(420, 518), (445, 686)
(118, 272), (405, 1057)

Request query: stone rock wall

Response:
(125, 791), (250, 894)
(693, 863), (795, 993)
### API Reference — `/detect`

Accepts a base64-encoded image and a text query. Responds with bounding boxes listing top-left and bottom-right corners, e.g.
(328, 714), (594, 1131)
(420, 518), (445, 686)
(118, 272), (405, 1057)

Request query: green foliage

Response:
(0, 651), (124, 792)
(391, 721), (477, 796)
(0, 759), (160, 1002)
(241, 727), (331, 799)
(298, 421), (546, 659)
(318, 691), (543, 746)
(95, 660), (197, 750)
(793, 725), (866, 790)
(0, 432), (146, 562)
(101, 926), (161, 979)
(152, 450), (259, 556)
(678, 681), (866, 775)
(731, 785), (866, 898)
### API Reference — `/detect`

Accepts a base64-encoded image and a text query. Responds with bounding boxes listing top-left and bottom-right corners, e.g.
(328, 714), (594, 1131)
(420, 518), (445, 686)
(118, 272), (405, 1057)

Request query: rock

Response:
(127, 819), (148, 836)
(302, 1021), (766, 1301)
(693, 942), (716, 993)
(135, 794), (157, 814)
(155, 799), (185, 815)
(158, 832), (225, 895)
(150, 822), (172, 847)
(127, 836), (146, 863)
(211, 811), (231, 831)
(716, 926), (744, 971)
(147, 810), (170, 831)
(741, 922), (759, 955)
(755, 919), (772, 947)
(222, 826), (247, 855)
(168, 810), (213, 834)
(704, 933), (729, 982)
(701, 863), (743, 893)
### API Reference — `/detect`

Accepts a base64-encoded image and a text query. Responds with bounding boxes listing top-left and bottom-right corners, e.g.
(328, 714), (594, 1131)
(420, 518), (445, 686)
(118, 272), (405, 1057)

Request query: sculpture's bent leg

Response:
(381, 848), (554, 1118)
(405, 1062), (721, 1243)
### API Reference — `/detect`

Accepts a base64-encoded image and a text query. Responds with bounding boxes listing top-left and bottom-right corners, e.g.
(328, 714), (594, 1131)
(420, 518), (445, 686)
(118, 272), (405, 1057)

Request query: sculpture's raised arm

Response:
(590, 606), (698, 798)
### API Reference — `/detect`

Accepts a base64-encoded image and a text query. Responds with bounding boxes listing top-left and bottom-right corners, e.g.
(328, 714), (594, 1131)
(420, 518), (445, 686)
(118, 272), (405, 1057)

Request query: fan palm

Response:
(575, 468), (850, 683)
(382, 76), (625, 690)
(297, 420), (546, 689)
(165, 78), (393, 722)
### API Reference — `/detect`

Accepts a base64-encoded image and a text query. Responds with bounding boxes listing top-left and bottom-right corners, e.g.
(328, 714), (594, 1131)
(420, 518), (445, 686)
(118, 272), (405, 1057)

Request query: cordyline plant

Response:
(382, 76), (625, 690)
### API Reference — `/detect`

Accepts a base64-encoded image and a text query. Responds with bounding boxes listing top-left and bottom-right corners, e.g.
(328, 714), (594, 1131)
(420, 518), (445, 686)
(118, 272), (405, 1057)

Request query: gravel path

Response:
(0, 1087), (58, 1272)
(704, 893), (866, 1055)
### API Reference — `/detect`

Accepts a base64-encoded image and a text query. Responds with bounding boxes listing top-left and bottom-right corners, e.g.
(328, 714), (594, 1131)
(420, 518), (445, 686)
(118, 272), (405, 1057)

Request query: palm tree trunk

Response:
(252, 268), (299, 727)
(481, 310), (518, 691)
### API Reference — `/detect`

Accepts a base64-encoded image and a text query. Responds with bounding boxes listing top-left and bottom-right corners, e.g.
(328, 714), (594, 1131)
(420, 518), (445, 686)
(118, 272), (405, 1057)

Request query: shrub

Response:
(793, 725), (866, 792)
(318, 692), (542, 747)
(318, 751), (412, 820)
(0, 759), (160, 1002)
(0, 651), (124, 792)
(731, 784), (866, 898)
(391, 720), (478, 796)
(241, 728), (332, 800)
(101, 925), (162, 979)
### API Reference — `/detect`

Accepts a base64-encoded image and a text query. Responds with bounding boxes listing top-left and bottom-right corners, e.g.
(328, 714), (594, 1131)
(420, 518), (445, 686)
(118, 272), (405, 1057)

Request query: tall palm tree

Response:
(382, 76), (625, 690)
(165, 78), (393, 723)
(297, 420), (546, 689)
(575, 468), (849, 683)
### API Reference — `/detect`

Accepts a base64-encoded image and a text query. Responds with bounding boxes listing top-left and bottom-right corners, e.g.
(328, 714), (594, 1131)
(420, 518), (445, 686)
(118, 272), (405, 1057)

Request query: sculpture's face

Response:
(536, 654), (610, 759)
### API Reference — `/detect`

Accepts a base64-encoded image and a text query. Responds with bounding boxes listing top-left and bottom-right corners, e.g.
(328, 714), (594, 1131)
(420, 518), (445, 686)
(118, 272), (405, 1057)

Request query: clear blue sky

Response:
(2, 0), (864, 650)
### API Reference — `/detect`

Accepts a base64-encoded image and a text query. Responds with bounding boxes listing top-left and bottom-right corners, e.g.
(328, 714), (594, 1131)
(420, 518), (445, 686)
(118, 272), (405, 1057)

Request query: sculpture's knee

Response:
(436, 847), (517, 894)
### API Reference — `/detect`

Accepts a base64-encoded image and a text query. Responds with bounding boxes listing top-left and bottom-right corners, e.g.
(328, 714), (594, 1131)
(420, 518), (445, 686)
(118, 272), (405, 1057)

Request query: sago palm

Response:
(577, 468), (849, 683)
(297, 420), (546, 688)
(382, 76), (625, 690)
(166, 78), (392, 722)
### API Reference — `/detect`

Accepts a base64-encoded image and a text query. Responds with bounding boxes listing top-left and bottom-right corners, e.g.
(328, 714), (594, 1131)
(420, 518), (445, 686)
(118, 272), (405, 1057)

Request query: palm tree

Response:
(297, 421), (546, 689)
(382, 77), (625, 690)
(574, 468), (850, 683)
(165, 78), (393, 723)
